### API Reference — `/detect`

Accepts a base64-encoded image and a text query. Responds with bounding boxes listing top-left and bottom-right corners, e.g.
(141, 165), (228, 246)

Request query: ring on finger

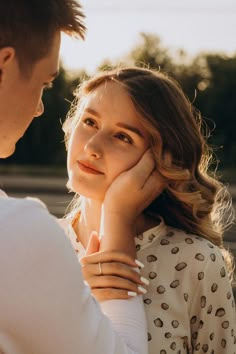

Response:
(98, 262), (103, 276)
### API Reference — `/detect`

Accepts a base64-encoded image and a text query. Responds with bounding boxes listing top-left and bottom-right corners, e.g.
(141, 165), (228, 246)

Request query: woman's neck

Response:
(73, 197), (159, 249)
(74, 198), (102, 249)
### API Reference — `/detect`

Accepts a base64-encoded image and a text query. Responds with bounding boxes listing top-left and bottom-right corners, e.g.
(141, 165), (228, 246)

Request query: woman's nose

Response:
(84, 133), (103, 159)
(35, 100), (44, 117)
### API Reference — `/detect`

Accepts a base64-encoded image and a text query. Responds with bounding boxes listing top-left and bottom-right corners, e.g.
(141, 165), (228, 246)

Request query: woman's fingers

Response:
(139, 170), (167, 208)
(103, 149), (166, 221)
(81, 258), (150, 301)
(82, 261), (143, 284)
(91, 288), (139, 302)
(80, 250), (140, 268)
(85, 274), (141, 291)
(125, 149), (156, 190)
(80, 250), (149, 301)
(88, 276), (148, 301)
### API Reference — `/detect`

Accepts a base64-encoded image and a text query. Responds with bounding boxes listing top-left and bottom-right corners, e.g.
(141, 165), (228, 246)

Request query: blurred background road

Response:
(0, 174), (70, 218)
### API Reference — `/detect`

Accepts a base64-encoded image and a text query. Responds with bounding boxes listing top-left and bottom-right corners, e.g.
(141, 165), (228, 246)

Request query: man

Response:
(0, 1), (153, 353)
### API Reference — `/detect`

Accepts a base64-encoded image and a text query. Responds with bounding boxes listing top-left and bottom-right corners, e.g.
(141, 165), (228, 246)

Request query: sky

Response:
(60, 0), (236, 74)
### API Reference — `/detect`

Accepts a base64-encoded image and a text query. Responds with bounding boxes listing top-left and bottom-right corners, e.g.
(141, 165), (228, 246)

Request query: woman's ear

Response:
(0, 47), (15, 83)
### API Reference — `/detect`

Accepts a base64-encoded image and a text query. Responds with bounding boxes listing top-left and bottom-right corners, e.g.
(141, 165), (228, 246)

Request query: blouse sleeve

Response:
(189, 252), (236, 353)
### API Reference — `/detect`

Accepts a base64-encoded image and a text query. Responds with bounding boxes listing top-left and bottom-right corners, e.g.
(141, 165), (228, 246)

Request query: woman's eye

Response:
(115, 133), (133, 144)
(83, 118), (97, 127)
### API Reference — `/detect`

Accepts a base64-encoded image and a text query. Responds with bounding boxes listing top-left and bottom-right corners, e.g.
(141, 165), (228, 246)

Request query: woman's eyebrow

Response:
(84, 107), (144, 138)
(116, 123), (144, 138)
(84, 107), (101, 118)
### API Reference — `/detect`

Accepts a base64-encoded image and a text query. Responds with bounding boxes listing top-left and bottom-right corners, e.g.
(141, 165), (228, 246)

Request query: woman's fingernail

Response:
(135, 259), (144, 268)
(137, 286), (147, 294)
(140, 276), (150, 285)
(128, 291), (137, 297)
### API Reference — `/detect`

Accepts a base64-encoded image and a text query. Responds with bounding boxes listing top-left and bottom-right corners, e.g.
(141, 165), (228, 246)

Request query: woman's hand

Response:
(99, 149), (166, 255)
(80, 252), (148, 301)
(103, 149), (165, 225)
(80, 232), (149, 302)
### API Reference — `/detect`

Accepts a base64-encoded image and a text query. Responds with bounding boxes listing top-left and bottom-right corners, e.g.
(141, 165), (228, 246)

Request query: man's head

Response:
(0, 0), (86, 158)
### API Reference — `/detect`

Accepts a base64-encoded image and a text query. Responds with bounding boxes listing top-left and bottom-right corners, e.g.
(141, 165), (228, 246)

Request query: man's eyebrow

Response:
(117, 123), (144, 138)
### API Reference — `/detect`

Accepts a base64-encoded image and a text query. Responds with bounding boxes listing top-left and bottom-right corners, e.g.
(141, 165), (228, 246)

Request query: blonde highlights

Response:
(63, 67), (234, 278)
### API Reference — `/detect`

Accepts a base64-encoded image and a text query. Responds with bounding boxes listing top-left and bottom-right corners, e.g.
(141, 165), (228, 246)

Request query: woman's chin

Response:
(66, 177), (106, 201)
(75, 188), (105, 202)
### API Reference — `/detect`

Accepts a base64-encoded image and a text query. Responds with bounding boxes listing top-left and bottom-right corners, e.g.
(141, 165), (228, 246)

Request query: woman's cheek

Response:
(109, 152), (141, 181)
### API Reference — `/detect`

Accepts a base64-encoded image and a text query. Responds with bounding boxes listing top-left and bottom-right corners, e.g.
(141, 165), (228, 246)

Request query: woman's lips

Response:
(77, 161), (103, 175)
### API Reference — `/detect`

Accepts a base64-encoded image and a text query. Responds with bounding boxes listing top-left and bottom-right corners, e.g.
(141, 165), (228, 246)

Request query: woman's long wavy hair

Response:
(63, 66), (235, 278)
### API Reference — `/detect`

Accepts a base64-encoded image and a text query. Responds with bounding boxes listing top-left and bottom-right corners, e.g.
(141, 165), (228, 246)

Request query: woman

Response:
(62, 67), (236, 353)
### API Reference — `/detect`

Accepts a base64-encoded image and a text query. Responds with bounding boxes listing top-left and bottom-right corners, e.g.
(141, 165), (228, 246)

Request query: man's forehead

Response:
(37, 32), (61, 76)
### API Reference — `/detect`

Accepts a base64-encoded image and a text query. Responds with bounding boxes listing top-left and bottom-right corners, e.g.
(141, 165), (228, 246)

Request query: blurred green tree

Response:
(2, 34), (235, 169)
(195, 55), (236, 168)
(122, 33), (236, 169)
(127, 32), (174, 72)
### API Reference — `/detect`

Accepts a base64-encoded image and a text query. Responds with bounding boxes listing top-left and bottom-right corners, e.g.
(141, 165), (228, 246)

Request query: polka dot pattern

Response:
(135, 221), (236, 353)
(62, 216), (236, 354)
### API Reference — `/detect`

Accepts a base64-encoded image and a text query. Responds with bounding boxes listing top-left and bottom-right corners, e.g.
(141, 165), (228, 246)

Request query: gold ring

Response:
(98, 262), (103, 276)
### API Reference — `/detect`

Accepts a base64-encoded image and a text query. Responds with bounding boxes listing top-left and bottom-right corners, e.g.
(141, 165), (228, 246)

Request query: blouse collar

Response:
(135, 217), (167, 251)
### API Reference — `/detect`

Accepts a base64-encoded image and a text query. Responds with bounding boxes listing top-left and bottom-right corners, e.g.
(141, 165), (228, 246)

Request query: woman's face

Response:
(67, 81), (150, 201)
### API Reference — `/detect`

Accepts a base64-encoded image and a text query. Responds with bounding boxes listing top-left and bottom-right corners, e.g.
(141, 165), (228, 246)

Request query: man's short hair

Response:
(0, 0), (86, 73)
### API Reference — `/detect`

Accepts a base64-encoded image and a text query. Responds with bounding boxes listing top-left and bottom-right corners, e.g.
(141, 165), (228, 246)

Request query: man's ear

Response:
(0, 47), (15, 82)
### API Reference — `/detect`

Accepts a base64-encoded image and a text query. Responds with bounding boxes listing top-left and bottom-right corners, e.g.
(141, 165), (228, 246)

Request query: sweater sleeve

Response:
(101, 296), (148, 354)
(0, 198), (147, 354)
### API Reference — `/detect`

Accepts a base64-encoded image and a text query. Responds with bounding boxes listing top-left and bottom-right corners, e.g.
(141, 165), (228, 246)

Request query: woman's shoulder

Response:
(137, 221), (227, 280)
(161, 226), (221, 255)
(136, 219), (222, 259)
(162, 225), (225, 265)
(138, 223), (232, 307)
